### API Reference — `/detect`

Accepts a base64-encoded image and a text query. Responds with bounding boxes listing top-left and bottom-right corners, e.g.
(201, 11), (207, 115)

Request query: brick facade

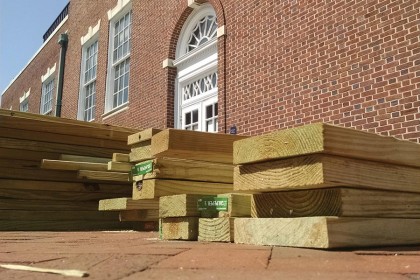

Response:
(2, 0), (420, 142)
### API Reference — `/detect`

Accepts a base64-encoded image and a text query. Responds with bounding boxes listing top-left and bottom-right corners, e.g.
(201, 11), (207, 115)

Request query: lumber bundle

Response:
(233, 123), (420, 248)
(0, 109), (137, 231)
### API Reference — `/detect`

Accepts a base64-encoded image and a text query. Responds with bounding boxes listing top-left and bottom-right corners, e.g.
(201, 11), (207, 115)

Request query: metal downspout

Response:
(55, 33), (68, 117)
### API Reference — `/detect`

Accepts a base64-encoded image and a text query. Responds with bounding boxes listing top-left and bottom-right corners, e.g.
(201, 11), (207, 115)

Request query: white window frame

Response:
(174, 4), (218, 132)
(105, 0), (132, 115)
(40, 64), (56, 115)
(78, 20), (100, 121)
(19, 88), (30, 112)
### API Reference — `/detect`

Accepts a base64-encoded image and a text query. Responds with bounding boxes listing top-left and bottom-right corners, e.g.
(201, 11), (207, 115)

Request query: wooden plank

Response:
(0, 147), (59, 161)
(127, 128), (162, 146)
(42, 159), (108, 171)
(0, 166), (81, 182)
(234, 217), (420, 249)
(0, 220), (133, 231)
(60, 154), (110, 164)
(0, 210), (120, 221)
(112, 153), (130, 163)
(0, 158), (40, 169)
(151, 129), (247, 164)
(0, 109), (136, 141)
(159, 194), (204, 218)
(129, 140), (152, 162)
(252, 188), (420, 218)
(198, 218), (234, 242)
(133, 179), (233, 199)
(0, 188), (132, 202)
(0, 199), (99, 211)
(234, 122), (420, 167)
(217, 193), (251, 218)
(161, 217), (199, 240)
(78, 170), (130, 182)
(234, 154), (420, 193)
(132, 158), (233, 183)
(0, 137), (118, 158)
(98, 197), (159, 211)
(0, 179), (131, 195)
(119, 210), (159, 221)
(1, 127), (128, 150)
(108, 161), (132, 172)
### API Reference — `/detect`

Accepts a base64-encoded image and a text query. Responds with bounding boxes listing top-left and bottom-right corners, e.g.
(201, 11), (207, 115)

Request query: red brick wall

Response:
(2, 0), (420, 143)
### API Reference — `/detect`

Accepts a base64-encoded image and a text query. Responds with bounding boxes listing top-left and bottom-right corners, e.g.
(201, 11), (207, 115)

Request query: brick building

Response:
(2, 0), (420, 142)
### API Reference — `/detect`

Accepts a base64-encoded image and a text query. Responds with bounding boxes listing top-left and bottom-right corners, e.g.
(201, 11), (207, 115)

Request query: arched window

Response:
(173, 4), (218, 132)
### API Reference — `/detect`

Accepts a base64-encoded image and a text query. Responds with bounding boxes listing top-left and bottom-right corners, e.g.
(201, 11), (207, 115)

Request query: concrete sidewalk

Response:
(0, 231), (419, 279)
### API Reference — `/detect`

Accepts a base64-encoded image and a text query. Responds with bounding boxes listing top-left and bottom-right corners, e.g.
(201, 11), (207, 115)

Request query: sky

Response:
(0, 0), (69, 95)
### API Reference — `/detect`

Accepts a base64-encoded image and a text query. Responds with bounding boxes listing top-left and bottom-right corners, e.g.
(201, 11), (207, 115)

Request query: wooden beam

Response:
(42, 159), (108, 171)
(0, 220), (133, 231)
(160, 217), (199, 240)
(0, 210), (120, 221)
(0, 179), (131, 195)
(127, 128), (161, 146)
(112, 153), (130, 163)
(60, 154), (110, 164)
(108, 161), (132, 172)
(234, 154), (420, 193)
(0, 166), (81, 182)
(151, 129), (247, 164)
(234, 122), (420, 167)
(234, 217), (420, 248)
(198, 218), (234, 242)
(78, 170), (130, 182)
(252, 188), (420, 218)
(133, 179), (233, 199)
(0, 199), (99, 211)
(119, 210), (159, 221)
(129, 140), (152, 163)
(159, 194), (204, 218)
(217, 193), (252, 218)
(132, 158), (233, 183)
(0, 147), (59, 161)
(98, 197), (159, 211)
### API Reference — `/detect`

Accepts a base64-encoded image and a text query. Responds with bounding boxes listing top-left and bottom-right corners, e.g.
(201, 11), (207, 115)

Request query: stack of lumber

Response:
(125, 128), (247, 239)
(232, 123), (420, 249)
(0, 109), (138, 231)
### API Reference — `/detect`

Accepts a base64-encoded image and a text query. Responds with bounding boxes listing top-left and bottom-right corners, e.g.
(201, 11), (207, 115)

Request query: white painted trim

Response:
(162, 58), (174, 68)
(19, 88), (31, 103)
(41, 63), (57, 82)
(217, 25), (226, 38)
(1, 16), (68, 95)
(188, 0), (201, 9)
(102, 105), (129, 120)
(107, 0), (131, 20)
(80, 20), (101, 45)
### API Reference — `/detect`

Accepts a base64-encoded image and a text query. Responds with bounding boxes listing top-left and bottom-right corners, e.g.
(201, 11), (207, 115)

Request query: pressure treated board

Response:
(60, 154), (110, 164)
(0, 210), (120, 221)
(234, 154), (420, 193)
(217, 193), (252, 218)
(119, 210), (159, 221)
(130, 140), (152, 163)
(133, 179), (233, 199)
(0, 179), (131, 195)
(160, 217), (199, 240)
(234, 123), (420, 167)
(127, 128), (162, 145)
(98, 197), (159, 211)
(0, 199), (99, 211)
(108, 161), (132, 172)
(0, 166), (81, 182)
(198, 218), (235, 242)
(234, 217), (420, 248)
(251, 188), (420, 218)
(159, 194), (204, 218)
(0, 220), (133, 231)
(78, 170), (130, 182)
(42, 159), (108, 171)
(132, 158), (233, 183)
(112, 153), (130, 163)
(0, 147), (59, 161)
(151, 129), (247, 164)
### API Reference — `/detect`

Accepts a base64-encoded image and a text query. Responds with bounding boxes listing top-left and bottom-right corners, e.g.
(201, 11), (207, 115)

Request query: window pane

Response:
(185, 112), (191, 125)
(206, 104), (213, 119)
(192, 110), (198, 122)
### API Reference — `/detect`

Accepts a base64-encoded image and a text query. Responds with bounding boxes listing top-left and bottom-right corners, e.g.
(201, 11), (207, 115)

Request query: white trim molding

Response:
(108, 0), (131, 20)
(162, 58), (174, 68)
(41, 63), (57, 82)
(19, 88), (31, 103)
(80, 20), (101, 45)
(188, 0), (201, 9)
(217, 25), (226, 38)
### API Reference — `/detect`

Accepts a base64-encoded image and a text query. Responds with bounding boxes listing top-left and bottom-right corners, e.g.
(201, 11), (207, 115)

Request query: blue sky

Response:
(0, 0), (69, 94)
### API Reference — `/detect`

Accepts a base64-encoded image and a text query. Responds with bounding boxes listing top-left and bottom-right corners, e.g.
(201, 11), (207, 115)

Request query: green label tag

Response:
(197, 197), (228, 212)
(132, 161), (153, 176)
